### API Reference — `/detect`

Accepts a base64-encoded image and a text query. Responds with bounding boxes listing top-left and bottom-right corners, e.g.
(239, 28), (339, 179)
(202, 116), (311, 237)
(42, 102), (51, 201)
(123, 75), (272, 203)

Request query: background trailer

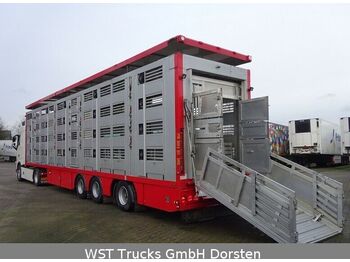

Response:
(12, 35), (344, 243)
(340, 117), (350, 156)
(289, 118), (348, 166)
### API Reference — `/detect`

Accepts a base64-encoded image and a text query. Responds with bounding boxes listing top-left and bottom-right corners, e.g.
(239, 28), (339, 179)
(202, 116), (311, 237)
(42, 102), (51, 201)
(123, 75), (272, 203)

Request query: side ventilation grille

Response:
(100, 85), (111, 97)
(138, 66), (163, 84)
(112, 80), (125, 93)
(145, 66), (162, 83)
(84, 91), (93, 102)
(146, 148), (163, 161)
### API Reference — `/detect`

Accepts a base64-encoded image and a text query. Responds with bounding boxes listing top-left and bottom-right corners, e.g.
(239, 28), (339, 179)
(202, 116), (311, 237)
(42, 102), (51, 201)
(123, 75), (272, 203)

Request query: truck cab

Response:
(12, 122), (44, 185)
(12, 123), (25, 167)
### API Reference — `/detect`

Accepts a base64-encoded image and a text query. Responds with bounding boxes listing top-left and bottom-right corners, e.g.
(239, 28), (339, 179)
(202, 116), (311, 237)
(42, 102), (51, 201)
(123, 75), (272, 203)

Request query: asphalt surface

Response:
(0, 161), (349, 243)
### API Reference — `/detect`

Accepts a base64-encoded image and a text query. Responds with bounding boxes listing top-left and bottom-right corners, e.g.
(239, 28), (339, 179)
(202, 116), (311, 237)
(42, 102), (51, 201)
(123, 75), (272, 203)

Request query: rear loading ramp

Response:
(197, 148), (298, 243)
(197, 149), (343, 243)
(270, 153), (344, 243)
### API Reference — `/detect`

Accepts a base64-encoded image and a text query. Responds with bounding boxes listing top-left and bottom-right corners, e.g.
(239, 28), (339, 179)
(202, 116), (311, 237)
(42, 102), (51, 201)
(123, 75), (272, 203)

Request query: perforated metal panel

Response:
(239, 96), (270, 173)
(240, 139), (270, 173)
(193, 89), (224, 170)
(240, 96), (268, 121)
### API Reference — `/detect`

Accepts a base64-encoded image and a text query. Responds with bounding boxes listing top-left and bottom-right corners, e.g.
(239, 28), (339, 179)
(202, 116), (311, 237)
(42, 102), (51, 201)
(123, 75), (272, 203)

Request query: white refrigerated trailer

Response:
(288, 118), (347, 166)
(0, 140), (16, 161)
(13, 35), (344, 243)
(340, 117), (350, 156)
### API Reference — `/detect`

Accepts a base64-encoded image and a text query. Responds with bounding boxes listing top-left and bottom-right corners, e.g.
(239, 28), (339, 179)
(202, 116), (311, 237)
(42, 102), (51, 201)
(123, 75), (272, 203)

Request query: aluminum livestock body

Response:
(13, 36), (344, 243)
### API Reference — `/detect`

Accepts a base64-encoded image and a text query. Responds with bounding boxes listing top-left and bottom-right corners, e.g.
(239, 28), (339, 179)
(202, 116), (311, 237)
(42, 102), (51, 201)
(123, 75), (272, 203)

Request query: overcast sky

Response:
(0, 4), (349, 128)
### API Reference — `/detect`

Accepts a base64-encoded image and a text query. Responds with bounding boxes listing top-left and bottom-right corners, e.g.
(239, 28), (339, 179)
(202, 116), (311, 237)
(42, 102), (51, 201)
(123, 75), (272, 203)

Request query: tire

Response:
(16, 165), (22, 182)
(75, 176), (87, 199)
(114, 181), (136, 211)
(33, 169), (41, 186)
(90, 178), (103, 203)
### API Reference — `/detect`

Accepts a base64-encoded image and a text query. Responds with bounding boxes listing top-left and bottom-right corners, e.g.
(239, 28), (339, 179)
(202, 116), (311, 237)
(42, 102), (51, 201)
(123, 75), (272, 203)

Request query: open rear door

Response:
(193, 89), (224, 171)
(239, 96), (270, 173)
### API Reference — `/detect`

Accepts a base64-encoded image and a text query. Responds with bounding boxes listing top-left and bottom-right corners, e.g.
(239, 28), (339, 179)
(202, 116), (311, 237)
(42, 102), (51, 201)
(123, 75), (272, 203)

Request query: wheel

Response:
(90, 178), (103, 203)
(75, 176), (87, 199)
(16, 165), (22, 181)
(33, 169), (41, 186)
(114, 181), (136, 211)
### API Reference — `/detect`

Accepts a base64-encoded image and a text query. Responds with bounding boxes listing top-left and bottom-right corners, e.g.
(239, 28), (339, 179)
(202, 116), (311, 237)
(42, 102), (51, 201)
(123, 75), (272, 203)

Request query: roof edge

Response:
(26, 35), (251, 110)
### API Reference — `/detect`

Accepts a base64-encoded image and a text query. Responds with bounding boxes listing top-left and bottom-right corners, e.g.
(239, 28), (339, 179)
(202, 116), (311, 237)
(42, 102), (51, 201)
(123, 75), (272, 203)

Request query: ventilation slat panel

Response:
(57, 101), (66, 111)
(100, 148), (111, 159)
(113, 149), (125, 160)
(100, 106), (111, 117)
(100, 85), (111, 97)
(113, 103), (125, 115)
(57, 133), (65, 141)
(84, 91), (93, 102)
(146, 148), (163, 161)
(223, 124), (235, 135)
(146, 121), (163, 134)
(57, 117), (65, 126)
(146, 93), (162, 108)
(112, 80), (125, 93)
(84, 148), (92, 158)
(100, 127), (111, 137)
(145, 66), (163, 83)
(71, 131), (78, 140)
(71, 98), (78, 107)
(223, 102), (235, 113)
(83, 130), (93, 139)
(84, 110), (93, 120)
(113, 125), (125, 136)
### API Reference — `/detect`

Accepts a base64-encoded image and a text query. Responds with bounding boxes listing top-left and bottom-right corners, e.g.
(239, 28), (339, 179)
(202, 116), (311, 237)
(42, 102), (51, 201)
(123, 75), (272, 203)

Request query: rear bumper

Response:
(292, 147), (319, 154)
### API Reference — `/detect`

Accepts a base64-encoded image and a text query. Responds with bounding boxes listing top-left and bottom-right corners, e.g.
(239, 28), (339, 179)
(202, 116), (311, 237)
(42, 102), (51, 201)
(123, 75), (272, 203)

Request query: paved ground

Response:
(0, 161), (349, 243)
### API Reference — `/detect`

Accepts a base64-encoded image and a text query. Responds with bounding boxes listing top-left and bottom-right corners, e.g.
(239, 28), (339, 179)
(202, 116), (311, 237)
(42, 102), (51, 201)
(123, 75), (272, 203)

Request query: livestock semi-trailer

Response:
(289, 118), (348, 166)
(12, 36), (344, 243)
(340, 117), (350, 156)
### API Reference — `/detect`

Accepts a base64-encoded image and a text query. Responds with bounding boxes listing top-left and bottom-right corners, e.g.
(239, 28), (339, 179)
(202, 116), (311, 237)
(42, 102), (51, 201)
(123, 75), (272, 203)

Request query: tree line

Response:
(0, 117), (22, 140)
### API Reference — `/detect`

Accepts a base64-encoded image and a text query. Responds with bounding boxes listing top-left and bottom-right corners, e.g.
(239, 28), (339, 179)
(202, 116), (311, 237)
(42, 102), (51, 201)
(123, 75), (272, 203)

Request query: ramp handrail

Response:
(271, 153), (344, 227)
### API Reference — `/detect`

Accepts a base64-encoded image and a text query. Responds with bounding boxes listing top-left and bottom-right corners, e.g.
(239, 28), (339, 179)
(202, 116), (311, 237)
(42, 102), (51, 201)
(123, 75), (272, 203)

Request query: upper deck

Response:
(26, 35), (251, 110)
